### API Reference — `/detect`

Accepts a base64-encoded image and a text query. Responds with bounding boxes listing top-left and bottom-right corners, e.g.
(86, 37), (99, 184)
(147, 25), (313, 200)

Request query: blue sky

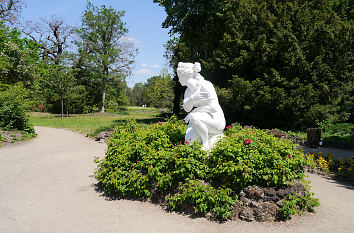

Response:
(21, 0), (171, 88)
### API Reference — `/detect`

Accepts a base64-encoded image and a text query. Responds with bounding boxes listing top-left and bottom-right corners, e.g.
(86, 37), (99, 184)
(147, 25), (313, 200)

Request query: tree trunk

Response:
(61, 99), (64, 119)
(101, 66), (109, 114)
(101, 88), (106, 113)
(306, 128), (322, 148)
(172, 74), (183, 117)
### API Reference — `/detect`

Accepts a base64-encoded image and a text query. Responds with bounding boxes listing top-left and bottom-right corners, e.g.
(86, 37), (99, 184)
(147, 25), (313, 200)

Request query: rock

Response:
(255, 188), (264, 200)
(276, 200), (284, 208)
(250, 201), (262, 208)
(239, 196), (250, 205)
(244, 186), (264, 200)
(205, 212), (213, 220)
(292, 183), (305, 193)
(276, 189), (286, 199)
(253, 202), (278, 222)
(95, 130), (113, 142)
(239, 206), (254, 221)
(231, 202), (241, 221)
(263, 188), (278, 202)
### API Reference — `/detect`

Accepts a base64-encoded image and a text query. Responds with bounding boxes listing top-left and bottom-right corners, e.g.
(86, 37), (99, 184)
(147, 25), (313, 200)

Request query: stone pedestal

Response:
(306, 128), (321, 148)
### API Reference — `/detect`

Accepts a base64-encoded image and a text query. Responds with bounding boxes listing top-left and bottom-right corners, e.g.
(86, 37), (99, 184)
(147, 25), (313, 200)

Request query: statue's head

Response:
(177, 62), (201, 86)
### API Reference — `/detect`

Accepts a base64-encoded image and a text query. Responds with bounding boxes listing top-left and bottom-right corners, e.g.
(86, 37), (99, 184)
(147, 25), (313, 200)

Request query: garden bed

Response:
(94, 117), (319, 222)
(0, 130), (36, 146)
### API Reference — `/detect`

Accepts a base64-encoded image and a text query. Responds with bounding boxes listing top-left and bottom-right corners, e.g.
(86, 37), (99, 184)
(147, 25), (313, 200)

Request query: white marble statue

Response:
(177, 62), (226, 150)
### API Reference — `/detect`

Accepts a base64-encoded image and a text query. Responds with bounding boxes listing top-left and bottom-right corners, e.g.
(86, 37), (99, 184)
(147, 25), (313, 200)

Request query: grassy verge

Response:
(0, 130), (37, 147)
(288, 123), (354, 147)
(320, 123), (354, 146)
(30, 107), (164, 135)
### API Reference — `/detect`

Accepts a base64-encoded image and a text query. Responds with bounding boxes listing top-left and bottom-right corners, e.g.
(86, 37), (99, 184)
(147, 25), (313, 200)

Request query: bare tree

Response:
(22, 15), (72, 65)
(0, 0), (23, 23)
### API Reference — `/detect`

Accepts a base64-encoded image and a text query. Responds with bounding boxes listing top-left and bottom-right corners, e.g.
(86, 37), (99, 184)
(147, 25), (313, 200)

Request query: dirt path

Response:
(0, 126), (353, 233)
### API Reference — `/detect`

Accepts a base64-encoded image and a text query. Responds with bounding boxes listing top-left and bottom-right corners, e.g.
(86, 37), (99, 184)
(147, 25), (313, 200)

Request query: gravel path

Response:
(0, 126), (353, 233)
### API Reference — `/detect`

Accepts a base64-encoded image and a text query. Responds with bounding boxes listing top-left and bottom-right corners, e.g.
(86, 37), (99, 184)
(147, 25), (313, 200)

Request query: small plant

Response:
(279, 190), (319, 220)
(166, 179), (235, 220)
(0, 134), (6, 143)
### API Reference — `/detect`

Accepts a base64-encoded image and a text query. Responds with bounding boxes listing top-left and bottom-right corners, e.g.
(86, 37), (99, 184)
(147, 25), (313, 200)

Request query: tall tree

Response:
(127, 82), (146, 106)
(145, 69), (174, 109)
(0, 0), (23, 23)
(36, 65), (83, 118)
(22, 16), (72, 65)
(156, 0), (354, 129)
(74, 1), (135, 113)
(0, 21), (40, 86)
(154, 0), (227, 116)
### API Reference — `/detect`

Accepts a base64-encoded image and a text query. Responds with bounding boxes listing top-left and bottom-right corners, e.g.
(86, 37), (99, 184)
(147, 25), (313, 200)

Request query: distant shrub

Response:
(95, 117), (317, 221)
(0, 85), (35, 133)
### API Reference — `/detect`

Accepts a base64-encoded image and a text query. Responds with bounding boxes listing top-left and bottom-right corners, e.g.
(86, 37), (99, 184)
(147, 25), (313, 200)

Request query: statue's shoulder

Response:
(201, 80), (215, 90)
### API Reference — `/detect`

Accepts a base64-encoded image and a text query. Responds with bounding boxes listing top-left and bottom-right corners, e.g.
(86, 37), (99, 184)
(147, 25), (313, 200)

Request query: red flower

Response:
(245, 139), (251, 145)
(226, 126), (231, 130)
(184, 141), (190, 144)
(158, 121), (163, 125)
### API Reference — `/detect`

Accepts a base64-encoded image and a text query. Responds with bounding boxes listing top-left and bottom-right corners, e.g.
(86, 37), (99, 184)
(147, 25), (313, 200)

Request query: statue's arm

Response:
(183, 95), (194, 113)
(191, 101), (218, 114)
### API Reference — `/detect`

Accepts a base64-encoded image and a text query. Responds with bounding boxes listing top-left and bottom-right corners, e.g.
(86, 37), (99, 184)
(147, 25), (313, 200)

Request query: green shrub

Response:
(279, 190), (319, 220)
(0, 85), (34, 133)
(209, 125), (310, 188)
(166, 179), (235, 220)
(95, 117), (317, 221)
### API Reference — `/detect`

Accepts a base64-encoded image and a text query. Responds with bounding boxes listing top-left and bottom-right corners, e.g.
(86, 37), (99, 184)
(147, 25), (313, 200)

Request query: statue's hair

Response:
(193, 62), (201, 73)
(177, 62), (204, 80)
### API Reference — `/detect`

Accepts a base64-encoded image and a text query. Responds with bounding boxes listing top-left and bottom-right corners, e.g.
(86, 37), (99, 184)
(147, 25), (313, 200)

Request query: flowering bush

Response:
(307, 152), (354, 184)
(210, 125), (310, 188)
(95, 117), (316, 221)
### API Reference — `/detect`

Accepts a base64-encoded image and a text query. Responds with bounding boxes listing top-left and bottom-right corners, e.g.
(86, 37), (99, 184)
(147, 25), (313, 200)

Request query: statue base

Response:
(202, 133), (225, 151)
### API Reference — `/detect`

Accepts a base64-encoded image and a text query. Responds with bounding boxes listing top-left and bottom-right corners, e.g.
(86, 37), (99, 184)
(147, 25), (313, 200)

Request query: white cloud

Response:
(121, 36), (135, 42)
(137, 69), (155, 75)
(120, 36), (142, 47)
(151, 64), (160, 69)
(141, 63), (148, 68)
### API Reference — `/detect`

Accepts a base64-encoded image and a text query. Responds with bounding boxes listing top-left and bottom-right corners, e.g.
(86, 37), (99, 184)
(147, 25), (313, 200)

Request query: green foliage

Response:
(318, 121), (354, 145)
(157, 0), (354, 129)
(0, 21), (40, 86)
(166, 179), (235, 220)
(279, 191), (319, 220)
(126, 83), (146, 106)
(74, 1), (136, 113)
(145, 70), (175, 109)
(209, 125), (310, 188)
(0, 133), (6, 143)
(0, 84), (34, 133)
(36, 65), (86, 115)
(95, 117), (315, 221)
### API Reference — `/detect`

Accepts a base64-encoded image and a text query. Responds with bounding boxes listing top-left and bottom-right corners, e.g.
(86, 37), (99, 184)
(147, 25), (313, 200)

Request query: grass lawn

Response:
(29, 106), (164, 135)
(288, 123), (354, 147)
